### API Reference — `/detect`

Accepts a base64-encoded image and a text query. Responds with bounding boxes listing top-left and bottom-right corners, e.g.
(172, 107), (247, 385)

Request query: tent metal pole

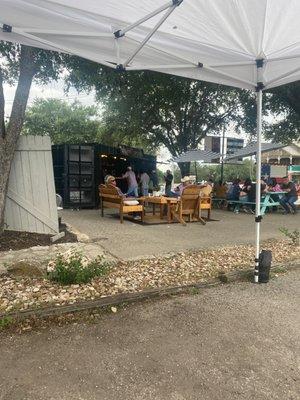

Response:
(115, 1), (175, 37)
(254, 89), (263, 283)
(123, 4), (178, 67)
(220, 126), (226, 182)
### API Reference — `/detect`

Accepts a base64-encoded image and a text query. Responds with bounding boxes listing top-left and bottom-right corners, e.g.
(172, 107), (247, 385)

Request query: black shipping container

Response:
(52, 143), (156, 209)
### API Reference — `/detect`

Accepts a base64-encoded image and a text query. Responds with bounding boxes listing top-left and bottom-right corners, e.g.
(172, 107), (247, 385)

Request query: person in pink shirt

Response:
(268, 178), (282, 192)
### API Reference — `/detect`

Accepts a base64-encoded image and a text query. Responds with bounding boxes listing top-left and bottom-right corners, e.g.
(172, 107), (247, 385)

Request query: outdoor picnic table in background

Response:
(260, 191), (286, 215)
(213, 191), (287, 215)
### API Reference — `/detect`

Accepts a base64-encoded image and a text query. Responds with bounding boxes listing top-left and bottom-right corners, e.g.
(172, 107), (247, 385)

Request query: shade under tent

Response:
(1, 0), (300, 281)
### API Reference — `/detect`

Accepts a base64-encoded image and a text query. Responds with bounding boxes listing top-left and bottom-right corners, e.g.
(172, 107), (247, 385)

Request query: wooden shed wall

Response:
(4, 136), (59, 234)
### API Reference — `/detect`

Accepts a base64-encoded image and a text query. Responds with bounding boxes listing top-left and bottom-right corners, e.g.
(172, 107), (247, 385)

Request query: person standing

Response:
(164, 169), (174, 196)
(140, 171), (150, 196)
(121, 166), (138, 197)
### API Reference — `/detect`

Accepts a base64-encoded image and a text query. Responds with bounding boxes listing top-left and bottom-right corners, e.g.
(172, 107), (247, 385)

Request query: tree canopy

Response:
(23, 98), (103, 144)
(66, 59), (246, 174)
(237, 83), (300, 144)
(263, 83), (300, 143)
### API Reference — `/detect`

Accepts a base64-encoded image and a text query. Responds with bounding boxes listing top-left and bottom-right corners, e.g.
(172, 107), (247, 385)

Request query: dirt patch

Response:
(0, 226), (77, 252)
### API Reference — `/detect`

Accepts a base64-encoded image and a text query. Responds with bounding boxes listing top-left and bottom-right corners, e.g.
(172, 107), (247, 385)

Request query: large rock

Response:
(0, 242), (117, 276)
(7, 261), (44, 278)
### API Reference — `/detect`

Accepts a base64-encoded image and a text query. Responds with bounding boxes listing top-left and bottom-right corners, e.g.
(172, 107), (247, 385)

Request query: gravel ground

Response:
(0, 239), (299, 315)
(0, 270), (299, 400)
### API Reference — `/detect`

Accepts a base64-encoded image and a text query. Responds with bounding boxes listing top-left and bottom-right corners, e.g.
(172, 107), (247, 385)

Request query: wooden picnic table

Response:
(140, 196), (178, 223)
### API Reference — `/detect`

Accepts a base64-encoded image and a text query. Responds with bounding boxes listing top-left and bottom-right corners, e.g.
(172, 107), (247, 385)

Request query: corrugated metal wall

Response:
(4, 136), (59, 234)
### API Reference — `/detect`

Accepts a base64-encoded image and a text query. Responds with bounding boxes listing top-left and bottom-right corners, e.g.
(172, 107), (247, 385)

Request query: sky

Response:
(3, 79), (96, 118)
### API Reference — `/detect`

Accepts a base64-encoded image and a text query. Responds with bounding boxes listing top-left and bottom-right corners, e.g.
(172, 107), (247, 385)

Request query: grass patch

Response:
(271, 266), (287, 275)
(189, 287), (200, 295)
(0, 316), (14, 330)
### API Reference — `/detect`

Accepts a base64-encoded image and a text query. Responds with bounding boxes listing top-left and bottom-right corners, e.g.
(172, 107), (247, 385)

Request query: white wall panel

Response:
(4, 136), (59, 234)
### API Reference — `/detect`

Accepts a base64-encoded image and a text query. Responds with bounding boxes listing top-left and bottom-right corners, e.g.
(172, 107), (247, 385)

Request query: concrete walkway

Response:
(61, 209), (300, 259)
(1, 270), (299, 400)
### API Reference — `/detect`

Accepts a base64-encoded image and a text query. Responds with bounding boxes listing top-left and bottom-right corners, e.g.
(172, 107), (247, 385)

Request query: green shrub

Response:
(47, 250), (109, 285)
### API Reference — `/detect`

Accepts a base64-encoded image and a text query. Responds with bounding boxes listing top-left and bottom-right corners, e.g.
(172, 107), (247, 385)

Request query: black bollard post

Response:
(258, 250), (272, 283)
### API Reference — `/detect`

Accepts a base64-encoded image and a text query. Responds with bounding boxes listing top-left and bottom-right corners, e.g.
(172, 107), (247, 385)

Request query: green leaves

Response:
(0, 42), (65, 85)
(263, 83), (300, 143)
(238, 83), (300, 143)
(66, 63), (243, 157)
(22, 98), (103, 144)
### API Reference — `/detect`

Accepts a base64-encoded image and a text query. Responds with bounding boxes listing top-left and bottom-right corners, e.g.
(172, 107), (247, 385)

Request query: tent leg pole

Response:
(254, 89), (263, 283)
(220, 126), (225, 182)
(194, 161), (198, 182)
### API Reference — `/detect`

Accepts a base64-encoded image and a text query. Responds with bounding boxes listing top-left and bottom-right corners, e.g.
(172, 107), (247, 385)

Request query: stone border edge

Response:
(1, 261), (299, 322)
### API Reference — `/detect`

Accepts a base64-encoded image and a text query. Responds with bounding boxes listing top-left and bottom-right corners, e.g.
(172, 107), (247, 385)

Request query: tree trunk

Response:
(0, 46), (36, 232)
(178, 162), (191, 178)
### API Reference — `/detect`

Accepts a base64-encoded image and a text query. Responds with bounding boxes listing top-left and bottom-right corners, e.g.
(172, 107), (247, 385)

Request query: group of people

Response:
(103, 167), (299, 214)
(164, 170), (197, 197)
(104, 166), (159, 197)
(213, 178), (299, 214)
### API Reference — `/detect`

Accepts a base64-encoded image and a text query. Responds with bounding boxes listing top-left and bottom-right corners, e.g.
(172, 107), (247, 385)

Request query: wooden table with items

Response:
(140, 196), (179, 223)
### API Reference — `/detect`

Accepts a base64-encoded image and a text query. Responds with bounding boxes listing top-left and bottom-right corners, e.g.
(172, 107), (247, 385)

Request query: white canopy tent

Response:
(1, 0), (300, 281)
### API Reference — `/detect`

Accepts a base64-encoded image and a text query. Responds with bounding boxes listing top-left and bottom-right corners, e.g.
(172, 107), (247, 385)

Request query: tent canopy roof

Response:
(172, 149), (220, 163)
(1, 0), (300, 91)
(224, 142), (285, 161)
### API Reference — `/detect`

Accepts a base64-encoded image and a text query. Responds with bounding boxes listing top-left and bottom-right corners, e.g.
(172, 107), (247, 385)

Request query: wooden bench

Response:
(99, 184), (144, 223)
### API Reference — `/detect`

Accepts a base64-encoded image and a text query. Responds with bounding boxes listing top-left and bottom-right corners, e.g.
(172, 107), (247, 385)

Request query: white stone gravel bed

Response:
(0, 239), (299, 315)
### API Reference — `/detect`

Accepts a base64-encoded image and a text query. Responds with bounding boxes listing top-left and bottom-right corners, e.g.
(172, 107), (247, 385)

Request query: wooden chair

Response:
(170, 185), (202, 226)
(199, 185), (212, 224)
(99, 184), (144, 223)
